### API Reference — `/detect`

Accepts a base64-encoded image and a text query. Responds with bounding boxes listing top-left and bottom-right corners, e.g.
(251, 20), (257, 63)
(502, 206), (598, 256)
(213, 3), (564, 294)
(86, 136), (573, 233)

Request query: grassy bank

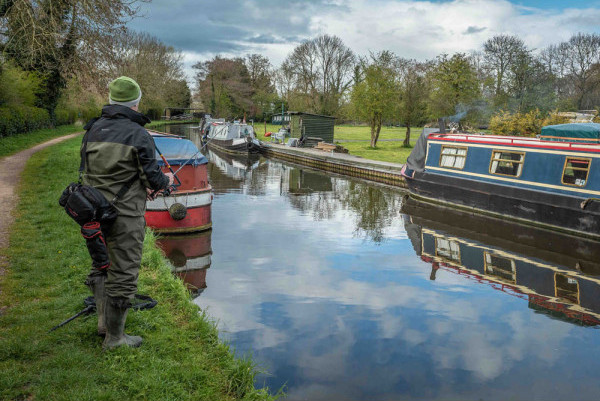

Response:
(255, 123), (419, 164)
(0, 124), (82, 158)
(0, 137), (274, 401)
(341, 141), (414, 164)
(147, 120), (200, 129)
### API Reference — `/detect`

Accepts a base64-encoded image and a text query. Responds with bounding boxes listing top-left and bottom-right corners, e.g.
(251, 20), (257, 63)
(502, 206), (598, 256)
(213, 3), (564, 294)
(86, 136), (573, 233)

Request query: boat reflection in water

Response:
(204, 147), (265, 195)
(155, 230), (212, 298)
(206, 147), (260, 181)
(402, 197), (600, 326)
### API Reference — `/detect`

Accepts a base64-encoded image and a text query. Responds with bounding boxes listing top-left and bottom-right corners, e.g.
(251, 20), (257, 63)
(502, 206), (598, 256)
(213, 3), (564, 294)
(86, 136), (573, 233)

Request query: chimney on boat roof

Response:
(438, 118), (446, 134)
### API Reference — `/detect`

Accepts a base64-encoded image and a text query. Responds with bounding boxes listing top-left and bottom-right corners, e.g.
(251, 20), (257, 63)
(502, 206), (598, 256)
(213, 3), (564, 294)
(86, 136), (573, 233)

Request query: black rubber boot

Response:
(85, 275), (107, 336)
(102, 296), (142, 350)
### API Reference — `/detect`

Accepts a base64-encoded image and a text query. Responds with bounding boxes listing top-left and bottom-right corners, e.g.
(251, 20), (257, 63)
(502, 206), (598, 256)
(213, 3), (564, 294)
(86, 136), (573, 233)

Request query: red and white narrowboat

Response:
(145, 132), (212, 233)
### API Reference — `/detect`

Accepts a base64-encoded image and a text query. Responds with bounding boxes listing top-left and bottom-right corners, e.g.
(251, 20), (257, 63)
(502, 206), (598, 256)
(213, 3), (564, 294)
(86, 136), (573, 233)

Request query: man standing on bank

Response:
(82, 76), (174, 349)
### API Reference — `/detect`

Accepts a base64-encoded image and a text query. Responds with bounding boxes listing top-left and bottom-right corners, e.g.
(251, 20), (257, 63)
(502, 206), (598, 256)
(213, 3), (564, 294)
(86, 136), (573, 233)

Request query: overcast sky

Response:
(128, 0), (600, 81)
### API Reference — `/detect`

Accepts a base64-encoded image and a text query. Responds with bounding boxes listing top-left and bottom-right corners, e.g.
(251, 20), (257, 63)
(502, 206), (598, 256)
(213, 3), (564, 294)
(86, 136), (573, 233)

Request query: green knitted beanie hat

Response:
(108, 76), (142, 107)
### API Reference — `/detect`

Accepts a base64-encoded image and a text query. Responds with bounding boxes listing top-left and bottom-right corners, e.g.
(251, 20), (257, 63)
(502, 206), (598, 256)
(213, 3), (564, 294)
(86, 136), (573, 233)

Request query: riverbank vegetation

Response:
(0, 137), (275, 400)
(0, 0), (192, 137)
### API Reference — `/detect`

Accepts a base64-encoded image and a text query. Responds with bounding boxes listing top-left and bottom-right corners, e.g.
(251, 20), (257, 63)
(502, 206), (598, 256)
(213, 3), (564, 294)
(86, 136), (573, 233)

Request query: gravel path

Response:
(0, 133), (82, 294)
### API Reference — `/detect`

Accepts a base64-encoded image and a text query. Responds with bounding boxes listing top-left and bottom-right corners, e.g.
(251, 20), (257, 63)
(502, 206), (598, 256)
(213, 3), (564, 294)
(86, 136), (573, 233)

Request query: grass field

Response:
(256, 123), (420, 164)
(0, 137), (276, 401)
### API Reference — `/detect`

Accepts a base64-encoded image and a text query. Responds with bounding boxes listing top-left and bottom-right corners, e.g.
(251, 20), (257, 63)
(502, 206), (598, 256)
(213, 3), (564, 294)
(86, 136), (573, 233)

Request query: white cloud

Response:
(169, 0), (600, 83)
(309, 0), (600, 60)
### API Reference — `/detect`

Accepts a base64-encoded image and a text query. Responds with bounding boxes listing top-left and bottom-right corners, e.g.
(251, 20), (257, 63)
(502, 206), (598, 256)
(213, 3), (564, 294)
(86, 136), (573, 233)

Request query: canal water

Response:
(155, 124), (600, 401)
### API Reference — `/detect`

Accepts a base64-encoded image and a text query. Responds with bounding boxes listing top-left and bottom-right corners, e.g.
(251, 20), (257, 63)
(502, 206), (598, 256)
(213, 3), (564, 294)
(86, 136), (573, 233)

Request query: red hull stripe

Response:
(145, 204), (211, 233)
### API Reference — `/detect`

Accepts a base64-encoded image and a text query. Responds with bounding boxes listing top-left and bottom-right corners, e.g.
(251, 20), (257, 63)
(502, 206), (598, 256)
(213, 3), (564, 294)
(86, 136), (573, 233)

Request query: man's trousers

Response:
(87, 215), (146, 300)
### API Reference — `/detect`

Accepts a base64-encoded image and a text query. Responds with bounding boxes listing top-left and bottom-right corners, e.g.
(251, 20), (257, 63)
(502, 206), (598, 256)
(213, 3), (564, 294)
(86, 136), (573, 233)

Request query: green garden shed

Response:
(288, 112), (335, 145)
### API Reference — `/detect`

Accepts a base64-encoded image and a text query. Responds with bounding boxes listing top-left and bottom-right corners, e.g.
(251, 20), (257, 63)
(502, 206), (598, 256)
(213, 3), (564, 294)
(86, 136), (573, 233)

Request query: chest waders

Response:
(59, 122), (136, 338)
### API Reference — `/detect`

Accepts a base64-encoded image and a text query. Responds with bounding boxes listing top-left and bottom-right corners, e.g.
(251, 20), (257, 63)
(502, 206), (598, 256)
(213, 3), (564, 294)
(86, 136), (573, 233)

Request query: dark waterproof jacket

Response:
(81, 105), (169, 216)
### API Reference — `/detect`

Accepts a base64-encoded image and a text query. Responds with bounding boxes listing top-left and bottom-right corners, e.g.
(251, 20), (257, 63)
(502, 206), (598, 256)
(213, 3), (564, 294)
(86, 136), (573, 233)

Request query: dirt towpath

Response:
(0, 133), (82, 288)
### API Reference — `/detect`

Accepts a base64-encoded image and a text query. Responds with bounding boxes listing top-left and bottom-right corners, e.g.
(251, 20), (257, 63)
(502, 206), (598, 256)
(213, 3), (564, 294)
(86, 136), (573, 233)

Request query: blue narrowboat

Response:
(403, 123), (600, 239)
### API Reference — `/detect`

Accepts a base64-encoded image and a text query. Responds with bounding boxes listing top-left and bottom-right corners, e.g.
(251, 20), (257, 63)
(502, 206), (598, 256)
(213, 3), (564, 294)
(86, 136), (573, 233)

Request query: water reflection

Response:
(155, 123), (600, 401)
(156, 230), (212, 298)
(402, 199), (600, 327)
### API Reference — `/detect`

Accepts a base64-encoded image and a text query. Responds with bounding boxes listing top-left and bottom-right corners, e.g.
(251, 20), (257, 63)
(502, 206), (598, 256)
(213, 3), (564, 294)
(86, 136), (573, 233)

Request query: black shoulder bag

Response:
(58, 123), (137, 270)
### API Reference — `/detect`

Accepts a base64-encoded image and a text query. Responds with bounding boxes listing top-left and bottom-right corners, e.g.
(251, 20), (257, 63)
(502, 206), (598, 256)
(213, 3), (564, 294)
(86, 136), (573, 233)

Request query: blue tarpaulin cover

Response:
(540, 123), (600, 142)
(152, 135), (207, 166)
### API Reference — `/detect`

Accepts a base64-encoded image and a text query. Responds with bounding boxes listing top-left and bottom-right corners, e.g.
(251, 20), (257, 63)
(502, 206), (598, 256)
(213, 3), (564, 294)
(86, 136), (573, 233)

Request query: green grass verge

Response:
(0, 124), (83, 158)
(0, 137), (276, 401)
(146, 120), (201, 129)
(255, 123), (418, 164)
(341, 141), (414, 164)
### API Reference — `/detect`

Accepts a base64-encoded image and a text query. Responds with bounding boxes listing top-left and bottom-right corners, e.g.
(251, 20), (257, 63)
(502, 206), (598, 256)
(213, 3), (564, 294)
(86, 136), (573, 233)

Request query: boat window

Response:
(439, 146), (467, 169)
(555, 273), (579, 304)
(489, 151), (525, 177)
(435, 237), (460, 263)
(484, 252), (516, 283)
(562, 158), (591, 187)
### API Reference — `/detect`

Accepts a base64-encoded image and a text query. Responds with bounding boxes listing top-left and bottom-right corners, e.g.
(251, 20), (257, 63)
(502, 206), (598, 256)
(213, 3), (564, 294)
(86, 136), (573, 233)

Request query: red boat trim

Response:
(429, 133), (600, 153)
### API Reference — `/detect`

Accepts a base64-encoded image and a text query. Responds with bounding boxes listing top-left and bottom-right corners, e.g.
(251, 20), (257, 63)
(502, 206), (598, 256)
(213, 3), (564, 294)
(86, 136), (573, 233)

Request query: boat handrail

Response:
(429, 133), (600, 151)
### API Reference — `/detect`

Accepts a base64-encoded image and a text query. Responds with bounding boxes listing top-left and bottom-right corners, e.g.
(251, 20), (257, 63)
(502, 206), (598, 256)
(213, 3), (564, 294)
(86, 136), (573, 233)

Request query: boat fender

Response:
(169, 202), (188, 220)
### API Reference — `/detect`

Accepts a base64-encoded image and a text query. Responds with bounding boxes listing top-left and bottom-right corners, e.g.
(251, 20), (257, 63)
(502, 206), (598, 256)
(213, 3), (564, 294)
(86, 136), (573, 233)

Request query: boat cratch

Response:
(145, 132), (212, 233)
(403, 123), (600, 239)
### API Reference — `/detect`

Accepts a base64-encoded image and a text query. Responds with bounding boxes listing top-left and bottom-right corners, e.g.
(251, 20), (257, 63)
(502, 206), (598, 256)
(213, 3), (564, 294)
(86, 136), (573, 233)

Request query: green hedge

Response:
(55, 107), (78, 126)
(0, 105), (81, 138)
(0, 105), (51, 138)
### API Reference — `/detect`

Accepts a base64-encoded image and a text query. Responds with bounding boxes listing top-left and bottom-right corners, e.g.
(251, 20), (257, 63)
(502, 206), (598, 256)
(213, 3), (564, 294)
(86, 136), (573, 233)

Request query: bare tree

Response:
(274, 60), (295, 103)
(108, 31), (189, 117)
(540, 33), (600, 109)
(483, 35), (527, 105)
(1, 0), (147, 117)
(564, 33), (600, 109)
(246, 54), (273, 91)
(284, 34), (355, 116)
(539, 43), (571, 102)
(396, 59), (429, 146)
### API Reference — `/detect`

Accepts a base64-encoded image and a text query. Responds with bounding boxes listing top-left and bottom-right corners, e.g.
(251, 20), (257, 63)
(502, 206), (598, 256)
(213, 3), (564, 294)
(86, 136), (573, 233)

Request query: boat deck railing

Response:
(429, 133), (600, 151)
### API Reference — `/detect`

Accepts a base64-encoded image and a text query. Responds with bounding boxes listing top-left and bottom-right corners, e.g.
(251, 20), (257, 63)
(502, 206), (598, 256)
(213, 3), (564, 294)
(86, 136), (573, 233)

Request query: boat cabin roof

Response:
(540, 123), (600, 142)
(150, 132), (207, 166)
(428, 132), (600, 153)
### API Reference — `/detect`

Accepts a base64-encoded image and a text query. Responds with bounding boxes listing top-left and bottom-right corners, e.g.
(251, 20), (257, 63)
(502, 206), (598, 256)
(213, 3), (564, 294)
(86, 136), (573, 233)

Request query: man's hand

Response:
(165, 172), (175, 186)
(146, 188), (156, 200)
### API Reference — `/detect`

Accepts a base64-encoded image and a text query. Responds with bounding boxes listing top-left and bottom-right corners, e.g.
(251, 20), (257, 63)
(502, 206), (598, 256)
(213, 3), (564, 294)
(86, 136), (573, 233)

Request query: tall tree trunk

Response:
(370, 120), (376, 147)
(403, 125), (411, 147)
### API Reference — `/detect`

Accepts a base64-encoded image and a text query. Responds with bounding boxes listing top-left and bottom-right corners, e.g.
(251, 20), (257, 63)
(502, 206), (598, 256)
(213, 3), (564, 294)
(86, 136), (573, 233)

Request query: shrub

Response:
(0, 105), (51, 138)
(55, 107), (78, 126)
(489, 109), (561, 137)
(542, 111), (570, 127)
